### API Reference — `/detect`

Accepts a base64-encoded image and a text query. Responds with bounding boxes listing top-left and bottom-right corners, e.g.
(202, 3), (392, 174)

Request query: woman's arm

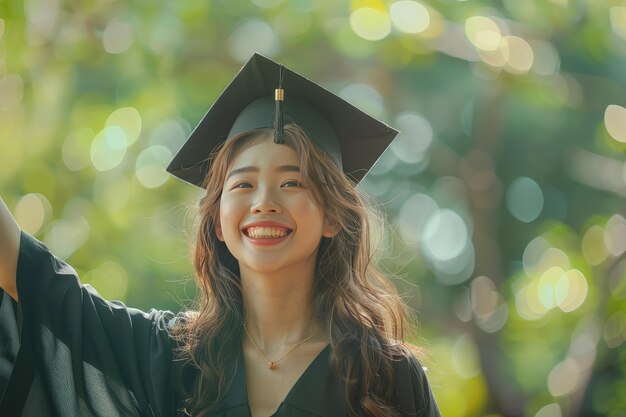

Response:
(0, 196), (20, 301)
(0, 210), (177, 416)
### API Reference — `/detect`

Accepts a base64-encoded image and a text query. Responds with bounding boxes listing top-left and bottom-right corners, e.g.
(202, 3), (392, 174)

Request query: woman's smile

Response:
(245, 227), (290, 239)
(216, 136), (334, 274)
(242, 221), (294, 245)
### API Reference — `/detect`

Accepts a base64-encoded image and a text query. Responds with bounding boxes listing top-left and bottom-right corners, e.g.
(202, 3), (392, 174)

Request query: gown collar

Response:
(219, 343), (346, 416)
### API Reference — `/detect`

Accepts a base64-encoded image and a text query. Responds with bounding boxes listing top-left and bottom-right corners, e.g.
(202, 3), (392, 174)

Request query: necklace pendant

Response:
(268, 361), (278, 370)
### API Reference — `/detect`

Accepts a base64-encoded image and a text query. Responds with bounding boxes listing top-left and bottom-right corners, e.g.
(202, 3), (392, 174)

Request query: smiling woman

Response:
(0, 54), (440, 417)
(175, 121), (440, 417)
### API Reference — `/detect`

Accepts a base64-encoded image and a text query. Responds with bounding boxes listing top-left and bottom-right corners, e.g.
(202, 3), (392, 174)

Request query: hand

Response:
(0, 196), (21, 300)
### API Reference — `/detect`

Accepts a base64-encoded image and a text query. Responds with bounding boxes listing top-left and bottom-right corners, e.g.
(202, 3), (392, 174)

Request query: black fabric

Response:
(0, 232), (440, 416)
(0, 232), (177, 417)
(0, 291), (34, 416)
(211, 344), (440, 417)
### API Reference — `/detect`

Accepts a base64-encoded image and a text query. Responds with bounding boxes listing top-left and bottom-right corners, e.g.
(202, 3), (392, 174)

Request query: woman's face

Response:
(216, 137), (335, 276)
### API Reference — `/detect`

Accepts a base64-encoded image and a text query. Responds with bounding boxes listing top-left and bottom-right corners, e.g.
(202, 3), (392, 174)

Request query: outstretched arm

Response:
(0, 196), (20, 300)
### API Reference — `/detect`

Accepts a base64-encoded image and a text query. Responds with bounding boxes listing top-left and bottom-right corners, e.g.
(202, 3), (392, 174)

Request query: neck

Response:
(240, 265), (320, 355)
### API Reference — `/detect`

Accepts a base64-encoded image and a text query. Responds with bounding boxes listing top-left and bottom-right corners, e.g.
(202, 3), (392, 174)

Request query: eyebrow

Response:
(226, 164), (301, 180)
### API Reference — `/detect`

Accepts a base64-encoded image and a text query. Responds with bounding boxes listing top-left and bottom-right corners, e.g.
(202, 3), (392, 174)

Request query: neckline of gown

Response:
(221, 342), (335, 416)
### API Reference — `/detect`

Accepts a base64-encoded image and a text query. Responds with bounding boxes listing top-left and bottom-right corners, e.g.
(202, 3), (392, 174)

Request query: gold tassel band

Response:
(275, 88), (284, 101)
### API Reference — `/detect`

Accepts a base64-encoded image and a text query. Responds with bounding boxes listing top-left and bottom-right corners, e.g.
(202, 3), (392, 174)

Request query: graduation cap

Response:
(166, 53), (399, 187)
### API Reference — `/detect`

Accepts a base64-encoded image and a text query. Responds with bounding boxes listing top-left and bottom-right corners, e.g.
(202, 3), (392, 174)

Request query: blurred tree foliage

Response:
(1, 0), (625, 416)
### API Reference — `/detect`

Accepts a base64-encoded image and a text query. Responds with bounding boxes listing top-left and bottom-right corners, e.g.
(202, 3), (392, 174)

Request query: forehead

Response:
(228, 138), (299, 170)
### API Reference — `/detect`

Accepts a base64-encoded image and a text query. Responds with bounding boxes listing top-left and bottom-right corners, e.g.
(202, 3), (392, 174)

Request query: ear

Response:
(215, 211), (225, 242)
(322, 217), (339, 238)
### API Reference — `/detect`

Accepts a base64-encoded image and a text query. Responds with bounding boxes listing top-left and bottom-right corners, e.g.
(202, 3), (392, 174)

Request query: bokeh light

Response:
(422, 209), (470, 262)
(531, 40), (560, 76)
(431, 176), (469, 213)
(13, 193), (53, 235)
(610, 6), (626, 40)
(90, 126), (128, 172)
(515, 262), (588, 321)
(433, 243), (475, 282)
(477, 40), (509, 68)
(451, 334), (481, 378)
(538, 266), (563, 310)
(567, 147), (626, 196)
(106, 107), (142, 147)
(471, 275), (499, 319)
(548, 357), (582, 396)
(396, 193), (438, 244)
(555, 269), (588, 312)
(570, 322), (599, 369)
(604, 104), (626, 143)
(24, 0), (60, 46)
(228, 19), (280, 63)
(515, 284), (546, 321)
(390, 112), (433, 164)
(135, 145), (173, 189)
(471, 275), (508, 332)
(506, 176), (544, 223)
(477, 302), (508, 333)
(350, 7), (392, 41)
(503, 35), (534, 74)
(603, 311), (625, 348)
(103, 21), (134, 54)
(389, 1), (430, 34)
(465, 16), (501, 51)
(604, 214), (626, 257)
(541, 248), (571, 273)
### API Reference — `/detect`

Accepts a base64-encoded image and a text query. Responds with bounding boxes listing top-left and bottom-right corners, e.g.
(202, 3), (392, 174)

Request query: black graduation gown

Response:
(0, 232), (440, 417)
(0, 232), (178, 417)
(213, 344), (441, 417)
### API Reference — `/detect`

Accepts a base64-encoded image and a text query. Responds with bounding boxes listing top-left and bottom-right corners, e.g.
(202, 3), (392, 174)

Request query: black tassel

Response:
(274, 65), (285, 144)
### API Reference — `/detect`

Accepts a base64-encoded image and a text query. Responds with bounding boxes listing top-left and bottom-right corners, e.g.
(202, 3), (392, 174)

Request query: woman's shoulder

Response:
(389, 345), (429, 381)
(390, 346), (441, 417)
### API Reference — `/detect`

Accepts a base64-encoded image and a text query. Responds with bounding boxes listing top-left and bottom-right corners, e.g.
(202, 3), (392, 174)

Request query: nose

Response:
(250, 187), (281, 214)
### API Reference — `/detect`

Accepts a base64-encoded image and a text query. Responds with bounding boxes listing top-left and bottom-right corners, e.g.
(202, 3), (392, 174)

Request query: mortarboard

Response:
(166, 53), (399, 187)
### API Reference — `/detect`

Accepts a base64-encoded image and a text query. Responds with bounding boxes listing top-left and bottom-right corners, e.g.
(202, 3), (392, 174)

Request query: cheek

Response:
(298, 201), (326, 231)
(217, 198), (241, 237)
(216, 198), (230, 241)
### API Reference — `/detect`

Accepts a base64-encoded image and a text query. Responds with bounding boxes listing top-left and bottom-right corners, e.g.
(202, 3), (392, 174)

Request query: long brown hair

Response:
(173, 124), (415, 417)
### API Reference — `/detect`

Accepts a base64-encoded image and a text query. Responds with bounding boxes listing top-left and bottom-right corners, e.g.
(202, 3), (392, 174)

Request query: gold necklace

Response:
(242, 322), (318, 370)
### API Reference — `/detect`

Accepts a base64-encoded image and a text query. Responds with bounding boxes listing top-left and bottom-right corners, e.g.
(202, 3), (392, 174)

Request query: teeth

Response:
(246, 227), (289, 239)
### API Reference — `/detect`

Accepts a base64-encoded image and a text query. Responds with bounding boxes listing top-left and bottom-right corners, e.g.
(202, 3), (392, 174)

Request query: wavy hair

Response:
(173, 124), (416, 417)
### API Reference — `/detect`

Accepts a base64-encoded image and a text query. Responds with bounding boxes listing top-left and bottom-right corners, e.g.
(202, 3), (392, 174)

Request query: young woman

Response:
(0, 54), (440, 417)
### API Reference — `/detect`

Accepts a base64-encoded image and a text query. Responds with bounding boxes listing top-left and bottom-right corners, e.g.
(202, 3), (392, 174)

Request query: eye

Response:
(230, 181), (253, 190)
(281, 180), (304, 188)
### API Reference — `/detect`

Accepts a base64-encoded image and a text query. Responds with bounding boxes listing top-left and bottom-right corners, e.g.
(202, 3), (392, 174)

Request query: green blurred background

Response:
(1, 0), (626, 416)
